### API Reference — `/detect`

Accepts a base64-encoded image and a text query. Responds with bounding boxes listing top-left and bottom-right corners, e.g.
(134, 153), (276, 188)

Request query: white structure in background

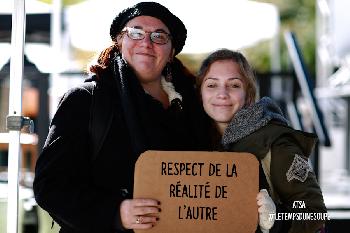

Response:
(0, 0), (83, 120)
(0, 0), (80, 73)
(316, 0), (350, 86)
(65, 0), (281, 113)
(0, 182), (36, 233)
(7, 0), (26, 232)
(0, 0), (51, 69)
(316, 0), (350, 171)
(315, 0), (350, 216)
(65, 0), (279, 54)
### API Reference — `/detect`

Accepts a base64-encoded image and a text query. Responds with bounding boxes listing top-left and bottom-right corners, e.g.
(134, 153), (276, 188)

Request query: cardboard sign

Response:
(133, 151), (259, 233)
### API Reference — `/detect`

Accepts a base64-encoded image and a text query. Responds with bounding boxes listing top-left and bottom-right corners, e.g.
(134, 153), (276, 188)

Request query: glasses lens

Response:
(150, 32), (169, 44)
(127, 28), (145, 40)
(124, 27), (170, 44)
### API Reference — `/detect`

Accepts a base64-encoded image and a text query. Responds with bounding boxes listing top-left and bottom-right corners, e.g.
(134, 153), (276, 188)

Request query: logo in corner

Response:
(286, 154), (312, 182)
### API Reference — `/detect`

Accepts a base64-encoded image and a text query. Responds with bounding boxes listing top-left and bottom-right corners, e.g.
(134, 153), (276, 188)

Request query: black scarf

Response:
(113, 54), (148, 155)
(112, 53), (196, 156)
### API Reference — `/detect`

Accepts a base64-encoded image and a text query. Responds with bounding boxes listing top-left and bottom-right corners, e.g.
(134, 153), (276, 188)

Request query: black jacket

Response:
(33, 59), (208, 233)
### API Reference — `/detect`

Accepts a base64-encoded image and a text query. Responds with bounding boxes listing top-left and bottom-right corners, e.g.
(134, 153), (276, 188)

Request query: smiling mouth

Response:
(136, 52), (155, 58)
(213, 104), (232, 107)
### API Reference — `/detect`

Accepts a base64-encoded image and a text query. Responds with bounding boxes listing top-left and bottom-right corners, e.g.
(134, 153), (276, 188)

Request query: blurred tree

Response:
(177, 53), (208, 75)
(248, 0), (316, 76)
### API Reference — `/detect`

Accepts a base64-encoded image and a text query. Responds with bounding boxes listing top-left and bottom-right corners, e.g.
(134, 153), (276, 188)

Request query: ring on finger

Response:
(136, 216), (143, 224)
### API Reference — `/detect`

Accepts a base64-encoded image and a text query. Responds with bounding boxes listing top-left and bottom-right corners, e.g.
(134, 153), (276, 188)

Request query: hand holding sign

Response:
(133, 151), (259, 233)
(120, 198), (160, 230)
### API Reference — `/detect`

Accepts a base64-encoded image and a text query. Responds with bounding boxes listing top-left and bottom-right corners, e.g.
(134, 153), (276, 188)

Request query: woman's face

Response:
(118, 16), (173, 83)
(201, 60), (246, 131)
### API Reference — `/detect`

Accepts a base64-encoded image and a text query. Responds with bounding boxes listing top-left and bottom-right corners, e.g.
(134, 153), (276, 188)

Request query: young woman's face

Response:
(201, 60), (246, 130)
(118, 16), (173, 83)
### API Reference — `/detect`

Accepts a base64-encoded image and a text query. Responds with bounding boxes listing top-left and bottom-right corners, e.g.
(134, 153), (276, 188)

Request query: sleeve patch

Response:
(286, 154), (311, 182)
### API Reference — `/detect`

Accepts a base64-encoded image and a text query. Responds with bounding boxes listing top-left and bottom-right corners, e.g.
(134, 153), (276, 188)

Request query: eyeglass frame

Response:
(121, 27), (172, 45)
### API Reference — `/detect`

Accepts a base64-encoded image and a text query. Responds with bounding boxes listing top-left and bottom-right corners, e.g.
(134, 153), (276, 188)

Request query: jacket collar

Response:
(222, 97), (289, 146)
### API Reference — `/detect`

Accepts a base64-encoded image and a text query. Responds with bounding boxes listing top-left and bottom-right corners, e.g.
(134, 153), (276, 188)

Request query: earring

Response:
(114, 42), (122, 56)
(165, 62), (172, 82)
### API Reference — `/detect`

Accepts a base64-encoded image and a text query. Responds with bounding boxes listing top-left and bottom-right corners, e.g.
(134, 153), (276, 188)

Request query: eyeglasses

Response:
(122, 27), (172, 45)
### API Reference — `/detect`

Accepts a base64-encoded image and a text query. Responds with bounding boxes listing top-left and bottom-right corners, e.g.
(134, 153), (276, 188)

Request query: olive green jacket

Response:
(221, 97), (327, 233)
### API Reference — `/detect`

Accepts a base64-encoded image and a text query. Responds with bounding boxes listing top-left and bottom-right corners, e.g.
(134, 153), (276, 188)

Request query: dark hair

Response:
(197, 49), (257, 106)
(89, 43), (119, 77)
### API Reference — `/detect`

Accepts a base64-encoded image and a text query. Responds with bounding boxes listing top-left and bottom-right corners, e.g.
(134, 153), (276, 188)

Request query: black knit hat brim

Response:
(110, 2), (187, 55)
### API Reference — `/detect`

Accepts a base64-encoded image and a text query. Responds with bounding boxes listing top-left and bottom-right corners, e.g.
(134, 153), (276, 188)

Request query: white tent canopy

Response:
(0, 0), (51, 14)
(0, 0), (51, 70)
(66, 0), (279, 54)
(1, 0), (279, 73)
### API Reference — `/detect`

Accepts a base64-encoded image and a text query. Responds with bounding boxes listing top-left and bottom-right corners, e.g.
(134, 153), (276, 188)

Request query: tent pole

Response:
(7, 0), (26, 232)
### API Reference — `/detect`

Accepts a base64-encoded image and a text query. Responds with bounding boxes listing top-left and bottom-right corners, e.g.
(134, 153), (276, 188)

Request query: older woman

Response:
(198, 49), (327, 233)
(33, 2), (207, 233)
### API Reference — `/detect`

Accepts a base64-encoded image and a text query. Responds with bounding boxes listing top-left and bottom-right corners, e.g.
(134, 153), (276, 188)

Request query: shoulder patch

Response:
(286, 154), (312, 182)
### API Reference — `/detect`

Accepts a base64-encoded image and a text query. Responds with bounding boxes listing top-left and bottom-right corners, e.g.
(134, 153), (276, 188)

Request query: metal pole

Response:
(7, 0), (26, 232)
(269, 15), (282, 100)
(284, 31), (330, 146)
(49, 0), (62, 119)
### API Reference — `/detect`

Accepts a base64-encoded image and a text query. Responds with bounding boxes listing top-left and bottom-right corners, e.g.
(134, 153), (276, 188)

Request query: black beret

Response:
(110, 1), (187, 55)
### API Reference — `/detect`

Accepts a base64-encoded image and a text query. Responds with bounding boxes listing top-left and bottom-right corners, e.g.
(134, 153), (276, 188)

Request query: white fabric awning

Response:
(65, 0), (279, 54)
(0, 0), (51, 14)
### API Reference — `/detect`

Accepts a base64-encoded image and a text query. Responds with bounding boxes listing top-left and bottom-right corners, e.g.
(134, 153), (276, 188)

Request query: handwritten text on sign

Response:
(133, 151), (258, 233)
(161, 162), (237, 220)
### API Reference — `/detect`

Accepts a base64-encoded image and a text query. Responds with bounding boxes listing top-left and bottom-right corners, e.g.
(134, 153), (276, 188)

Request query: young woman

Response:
(198, 49), (327, 233)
